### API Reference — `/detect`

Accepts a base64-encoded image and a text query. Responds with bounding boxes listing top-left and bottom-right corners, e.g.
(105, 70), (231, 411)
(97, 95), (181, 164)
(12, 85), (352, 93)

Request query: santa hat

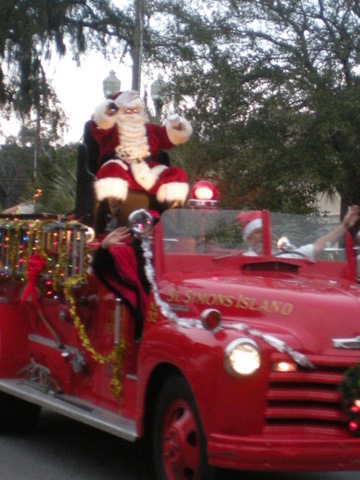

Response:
(113, 90), (143, 111)
(236, 211), (263, 240)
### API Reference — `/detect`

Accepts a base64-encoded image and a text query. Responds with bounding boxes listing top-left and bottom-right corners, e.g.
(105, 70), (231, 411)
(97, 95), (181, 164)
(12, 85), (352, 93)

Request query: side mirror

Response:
(128, 209), (154, 237)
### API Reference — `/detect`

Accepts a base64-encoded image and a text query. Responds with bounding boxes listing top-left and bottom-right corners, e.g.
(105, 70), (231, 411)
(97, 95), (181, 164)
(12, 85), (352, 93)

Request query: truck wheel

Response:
(0, 391), (41, 433)
(153, 376), (214, 480)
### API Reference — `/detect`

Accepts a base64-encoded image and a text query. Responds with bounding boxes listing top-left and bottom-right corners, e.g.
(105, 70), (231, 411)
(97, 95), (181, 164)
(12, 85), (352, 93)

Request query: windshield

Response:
(161, 209), (348, 262)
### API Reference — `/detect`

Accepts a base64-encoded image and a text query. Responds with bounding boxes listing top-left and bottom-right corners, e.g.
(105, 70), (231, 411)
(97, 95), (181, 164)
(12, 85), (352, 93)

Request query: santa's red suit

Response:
(89, 90), (193, 205)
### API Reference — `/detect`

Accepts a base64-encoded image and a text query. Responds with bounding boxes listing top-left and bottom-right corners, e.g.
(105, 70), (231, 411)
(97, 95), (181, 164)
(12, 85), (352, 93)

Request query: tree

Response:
(0, 0), (146, 207)
(0, 0), (135, 119)
(3, 0), (360, 214)
(149, 0), (360, 212)
(28, 146), (78, 215)
(0, 125), (78, 213)
(0, 141), (34, 209)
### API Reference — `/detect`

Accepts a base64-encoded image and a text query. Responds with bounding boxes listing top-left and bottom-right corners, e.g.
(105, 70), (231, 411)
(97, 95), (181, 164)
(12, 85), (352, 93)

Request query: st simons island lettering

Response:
(165, 289), (293, 316)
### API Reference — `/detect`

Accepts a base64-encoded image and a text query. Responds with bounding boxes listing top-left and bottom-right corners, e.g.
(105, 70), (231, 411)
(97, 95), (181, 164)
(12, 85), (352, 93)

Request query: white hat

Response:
(236, 211), (263, 240)
(114, 90), (143, 110)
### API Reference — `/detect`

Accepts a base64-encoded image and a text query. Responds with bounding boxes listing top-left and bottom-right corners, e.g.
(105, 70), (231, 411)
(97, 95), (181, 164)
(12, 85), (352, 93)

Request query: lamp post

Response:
(132, 0), (143, 92)
(103, 70), (121, 98)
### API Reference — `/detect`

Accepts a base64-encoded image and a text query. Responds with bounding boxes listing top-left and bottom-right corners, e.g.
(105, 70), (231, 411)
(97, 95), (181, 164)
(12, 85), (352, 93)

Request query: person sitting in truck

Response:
(92, 226), (150, 341)
(236, 205), (360, 258)
(89, 90), (193, 219)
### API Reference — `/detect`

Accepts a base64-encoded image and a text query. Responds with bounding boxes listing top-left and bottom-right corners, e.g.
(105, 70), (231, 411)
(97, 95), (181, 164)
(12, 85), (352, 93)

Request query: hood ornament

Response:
(333, 336), (360, 349)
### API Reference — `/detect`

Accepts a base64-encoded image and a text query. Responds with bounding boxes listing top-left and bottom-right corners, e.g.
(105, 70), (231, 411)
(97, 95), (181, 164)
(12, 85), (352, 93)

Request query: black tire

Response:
(153, 376), (214, 480)
(0, 391), (41, 433)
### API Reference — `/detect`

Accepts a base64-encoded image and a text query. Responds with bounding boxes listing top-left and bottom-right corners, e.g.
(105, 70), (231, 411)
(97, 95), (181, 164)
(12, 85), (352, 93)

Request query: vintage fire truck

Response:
(1, 178), (360, 480)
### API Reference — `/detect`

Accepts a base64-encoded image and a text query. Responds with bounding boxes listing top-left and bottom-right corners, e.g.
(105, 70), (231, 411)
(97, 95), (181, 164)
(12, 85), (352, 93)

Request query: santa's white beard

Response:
(116, 112), (150, 163)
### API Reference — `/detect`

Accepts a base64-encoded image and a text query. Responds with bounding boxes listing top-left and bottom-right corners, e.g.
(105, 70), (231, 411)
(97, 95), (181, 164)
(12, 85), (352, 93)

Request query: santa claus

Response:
(89, 90), (193, 208)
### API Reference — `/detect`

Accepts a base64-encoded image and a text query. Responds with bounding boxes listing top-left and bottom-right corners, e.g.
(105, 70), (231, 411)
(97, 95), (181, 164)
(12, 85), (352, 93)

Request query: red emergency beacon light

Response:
(190, 180), (218, 208)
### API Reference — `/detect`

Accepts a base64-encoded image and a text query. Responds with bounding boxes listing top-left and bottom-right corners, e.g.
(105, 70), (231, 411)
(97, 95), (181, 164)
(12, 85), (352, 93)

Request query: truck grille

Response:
(265, 359), (351, 434)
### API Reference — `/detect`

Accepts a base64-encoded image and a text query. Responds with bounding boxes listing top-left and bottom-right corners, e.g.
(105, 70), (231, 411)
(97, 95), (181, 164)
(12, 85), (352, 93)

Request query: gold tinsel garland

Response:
(2, 218), (88, 290)
(2, 218), (125, 400)
(109, 343), (126, 399)
(26, 219), (56, 274)
(64, 278), (126, 399)
(52, 220), (88, 291)
(3, 218), (61, 282)
(7, 219), (37, 277)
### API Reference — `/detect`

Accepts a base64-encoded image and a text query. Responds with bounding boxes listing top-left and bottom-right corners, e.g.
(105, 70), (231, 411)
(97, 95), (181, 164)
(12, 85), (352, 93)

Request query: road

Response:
(0, 409), (359, 480)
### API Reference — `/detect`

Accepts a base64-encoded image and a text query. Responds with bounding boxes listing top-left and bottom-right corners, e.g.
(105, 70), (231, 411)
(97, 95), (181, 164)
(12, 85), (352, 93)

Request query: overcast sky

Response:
(0, 53), (132, 144)
(49, 53), (133, 143)
(0, 0), (156, 144)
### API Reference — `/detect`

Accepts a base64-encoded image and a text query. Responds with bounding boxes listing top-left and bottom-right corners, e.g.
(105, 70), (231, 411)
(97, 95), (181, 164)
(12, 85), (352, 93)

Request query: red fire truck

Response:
(1, 180), (360, 480)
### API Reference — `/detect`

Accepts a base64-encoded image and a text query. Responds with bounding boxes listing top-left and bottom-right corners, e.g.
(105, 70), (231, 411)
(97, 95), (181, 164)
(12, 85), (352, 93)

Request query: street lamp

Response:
(151, 75), (166, 117)
(103, 70), (121, 98)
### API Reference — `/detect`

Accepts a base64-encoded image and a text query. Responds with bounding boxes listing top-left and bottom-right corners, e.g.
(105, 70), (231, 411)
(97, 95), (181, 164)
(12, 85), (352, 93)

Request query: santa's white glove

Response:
(93, 99), (119, 129)
(168, 113), (181, 129)
(165, 114), (193, 145)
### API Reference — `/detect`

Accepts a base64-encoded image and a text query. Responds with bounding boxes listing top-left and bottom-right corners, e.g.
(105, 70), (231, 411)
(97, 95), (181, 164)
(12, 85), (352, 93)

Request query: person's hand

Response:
(168, 114), (182, 130)
(105, 102), (119, 116)
(101, 226), (131, 248)
(343, 205), (360, 230)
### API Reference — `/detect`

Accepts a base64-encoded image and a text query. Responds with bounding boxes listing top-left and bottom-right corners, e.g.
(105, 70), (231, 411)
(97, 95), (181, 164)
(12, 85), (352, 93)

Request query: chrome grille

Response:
(265, 359), (351, 433)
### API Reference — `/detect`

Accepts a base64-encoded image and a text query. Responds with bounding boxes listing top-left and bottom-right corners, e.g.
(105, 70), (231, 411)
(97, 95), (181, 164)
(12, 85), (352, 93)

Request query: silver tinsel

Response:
(140, 235), (313, 369)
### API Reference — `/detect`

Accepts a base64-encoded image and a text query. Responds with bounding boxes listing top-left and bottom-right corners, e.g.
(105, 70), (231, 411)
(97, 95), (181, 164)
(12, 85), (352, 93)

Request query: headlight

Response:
(224, 339), (261, 376)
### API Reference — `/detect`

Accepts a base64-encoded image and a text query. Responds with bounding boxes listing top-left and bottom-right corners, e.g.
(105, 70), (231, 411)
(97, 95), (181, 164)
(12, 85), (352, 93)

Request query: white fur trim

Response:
(243, 218), (262, 240)
(115, 91), (143, 112)
(94, 177), (129, 201)
(165, 116), (193, 145)
(131, 162), (158, 190)
(156, 182), (190, 205)
(93, 100), (118, 130)
(102, 159), (129, 171)
(150, 164), (168, 176)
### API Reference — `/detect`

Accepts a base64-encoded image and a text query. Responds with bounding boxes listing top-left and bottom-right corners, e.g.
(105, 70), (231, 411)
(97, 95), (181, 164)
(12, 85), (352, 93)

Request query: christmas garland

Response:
(2, 218), (125, 400)
(339, 362), (360, 436)
(8, 219), (33, 277)
(64, 278), (126, 399)
(0, 218), (89, 289)
(25, 219), (56, 281)
(51, 220), (88, 291)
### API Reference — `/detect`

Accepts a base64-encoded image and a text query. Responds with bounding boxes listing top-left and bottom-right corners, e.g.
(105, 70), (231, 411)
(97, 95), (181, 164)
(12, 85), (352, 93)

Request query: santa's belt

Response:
(101, 157), (151, 171)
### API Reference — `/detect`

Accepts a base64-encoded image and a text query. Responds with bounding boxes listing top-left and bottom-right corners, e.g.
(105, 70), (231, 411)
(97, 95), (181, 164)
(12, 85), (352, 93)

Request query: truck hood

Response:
(161, 270), (360, 357)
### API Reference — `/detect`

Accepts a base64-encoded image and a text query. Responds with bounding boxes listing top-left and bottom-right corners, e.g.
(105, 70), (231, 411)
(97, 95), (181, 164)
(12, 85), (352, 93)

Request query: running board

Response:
(0, 379), (137, 441)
